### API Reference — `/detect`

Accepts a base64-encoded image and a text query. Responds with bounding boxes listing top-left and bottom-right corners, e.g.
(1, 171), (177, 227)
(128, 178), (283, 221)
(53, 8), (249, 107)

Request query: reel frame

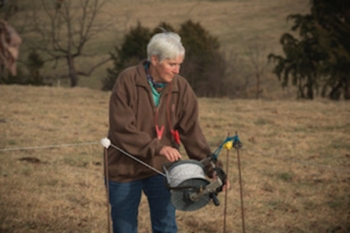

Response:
(163, 159), (225, 211)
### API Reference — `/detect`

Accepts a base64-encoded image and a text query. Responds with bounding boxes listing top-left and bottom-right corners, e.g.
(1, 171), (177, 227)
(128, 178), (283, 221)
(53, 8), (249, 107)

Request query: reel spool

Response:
(163, 160), (222, 211)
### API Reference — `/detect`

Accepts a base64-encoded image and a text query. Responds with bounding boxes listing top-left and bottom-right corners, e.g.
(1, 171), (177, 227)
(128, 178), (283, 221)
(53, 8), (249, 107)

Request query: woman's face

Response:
(149, 55), (184, 83)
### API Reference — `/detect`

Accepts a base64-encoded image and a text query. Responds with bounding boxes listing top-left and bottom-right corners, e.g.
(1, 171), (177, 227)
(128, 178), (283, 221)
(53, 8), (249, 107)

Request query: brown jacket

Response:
(107, 60), (211, 182)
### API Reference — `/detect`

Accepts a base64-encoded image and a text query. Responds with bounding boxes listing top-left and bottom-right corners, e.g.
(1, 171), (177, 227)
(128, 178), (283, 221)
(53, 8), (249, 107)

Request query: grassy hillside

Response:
(0, 85), (349, 232)
(11, 0), (309, 95)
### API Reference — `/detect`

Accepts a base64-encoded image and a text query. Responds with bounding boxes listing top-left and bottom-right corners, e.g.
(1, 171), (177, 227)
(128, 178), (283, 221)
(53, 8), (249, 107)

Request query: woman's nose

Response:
(173, 65), (180, 74)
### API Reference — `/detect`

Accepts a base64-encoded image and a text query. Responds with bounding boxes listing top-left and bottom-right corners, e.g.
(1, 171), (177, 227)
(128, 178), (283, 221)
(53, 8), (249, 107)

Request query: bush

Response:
(102, 22), (151, 91)
(178, 20), (226, 97)
(0, 50), (45, 86)
(103, 20), (227, 98)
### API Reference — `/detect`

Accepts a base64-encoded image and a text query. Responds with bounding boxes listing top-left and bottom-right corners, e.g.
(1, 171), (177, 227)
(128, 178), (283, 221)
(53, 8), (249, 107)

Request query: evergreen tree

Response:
(102, 22), (151, 91)
(268, 14), (327, 99)
(0, 50), (45, 85)
(103, 20), (226, 97)
(179, 20), (226, 97)
(311, 0), (350, 99)
(151, 22), (176, 34)
(269, 0), (350, 100)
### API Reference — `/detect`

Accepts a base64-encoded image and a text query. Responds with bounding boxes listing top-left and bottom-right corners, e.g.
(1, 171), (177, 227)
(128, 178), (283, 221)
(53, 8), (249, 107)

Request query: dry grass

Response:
(0, 85), (349, 233)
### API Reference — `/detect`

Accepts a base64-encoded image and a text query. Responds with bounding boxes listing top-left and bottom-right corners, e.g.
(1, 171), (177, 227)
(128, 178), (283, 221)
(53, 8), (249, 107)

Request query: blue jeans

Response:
(108, 174), (177, 233)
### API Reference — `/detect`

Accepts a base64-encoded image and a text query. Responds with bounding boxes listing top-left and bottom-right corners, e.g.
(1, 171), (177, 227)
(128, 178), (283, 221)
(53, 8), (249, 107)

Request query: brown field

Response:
(1, 85), (349, 233)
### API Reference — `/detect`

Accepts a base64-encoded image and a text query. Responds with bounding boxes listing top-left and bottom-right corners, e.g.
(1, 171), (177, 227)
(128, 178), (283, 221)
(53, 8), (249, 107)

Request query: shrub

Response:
(103, 20), (227, 98)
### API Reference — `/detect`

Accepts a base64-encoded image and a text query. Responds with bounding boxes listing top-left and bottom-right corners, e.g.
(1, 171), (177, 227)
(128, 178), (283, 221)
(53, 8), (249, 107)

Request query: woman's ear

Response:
(150, 55), (159, 66)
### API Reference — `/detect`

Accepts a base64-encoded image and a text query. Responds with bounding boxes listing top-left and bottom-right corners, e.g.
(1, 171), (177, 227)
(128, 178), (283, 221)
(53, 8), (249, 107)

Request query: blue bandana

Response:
(144, 61), (166, 92)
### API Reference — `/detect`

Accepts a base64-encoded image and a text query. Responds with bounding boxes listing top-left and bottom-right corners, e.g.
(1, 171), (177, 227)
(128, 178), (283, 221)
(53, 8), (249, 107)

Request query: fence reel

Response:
(163, 159), (225, 211)
(102, 133), (245, 232)
(100, 135), (240, 212)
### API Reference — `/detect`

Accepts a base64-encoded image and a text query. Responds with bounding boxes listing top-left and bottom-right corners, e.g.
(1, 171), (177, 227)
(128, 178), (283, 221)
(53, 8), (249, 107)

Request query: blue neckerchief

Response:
(144, 61), (166, 92)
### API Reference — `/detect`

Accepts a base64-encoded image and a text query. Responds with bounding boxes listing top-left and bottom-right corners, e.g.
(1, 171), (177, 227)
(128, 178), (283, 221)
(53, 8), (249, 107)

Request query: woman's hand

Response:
(221, 179), (230, 191)
(213, 168), (230, 191)
(159, 146), (182, 162)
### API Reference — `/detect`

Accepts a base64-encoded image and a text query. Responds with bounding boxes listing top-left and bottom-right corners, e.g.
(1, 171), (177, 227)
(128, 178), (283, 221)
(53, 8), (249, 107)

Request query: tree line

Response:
(1, 0), (349, 100)
(103, 21), (227, 98)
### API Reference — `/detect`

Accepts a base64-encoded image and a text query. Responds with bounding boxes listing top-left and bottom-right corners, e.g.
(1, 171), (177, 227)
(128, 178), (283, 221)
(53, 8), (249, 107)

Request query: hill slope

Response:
(11, 0), (309, 93)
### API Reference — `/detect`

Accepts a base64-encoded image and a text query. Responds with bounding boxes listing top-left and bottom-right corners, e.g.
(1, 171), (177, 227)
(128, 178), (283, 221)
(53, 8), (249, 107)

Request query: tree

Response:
(0, 0), (19, 20)
(178, 20), (226, 97)
(311, 0), (350, 99)
(0, 50), (45, 85)
(246, 38), (270, 99)
(269, 0), (350, 100)
(269, 14), (326, 99)
(24, 0), (111, 87)
(102, 22), (151, 91)
(104, 20), (227, 98)
(26, 50), (45, 85)
(102, 21), (180, 91)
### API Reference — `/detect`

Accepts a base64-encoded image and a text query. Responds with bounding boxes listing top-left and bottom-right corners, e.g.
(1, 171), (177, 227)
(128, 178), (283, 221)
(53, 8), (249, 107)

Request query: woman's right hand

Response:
(159, 146), (182, 162)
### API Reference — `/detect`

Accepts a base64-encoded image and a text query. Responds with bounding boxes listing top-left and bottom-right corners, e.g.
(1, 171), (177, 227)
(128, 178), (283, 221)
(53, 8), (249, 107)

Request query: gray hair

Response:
(147, 32), (185, 62)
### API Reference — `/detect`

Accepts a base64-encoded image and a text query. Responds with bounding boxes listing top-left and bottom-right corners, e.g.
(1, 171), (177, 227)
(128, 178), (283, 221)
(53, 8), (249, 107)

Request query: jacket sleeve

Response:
(177, 82), (212, 161)
(108, 73), (163, 159)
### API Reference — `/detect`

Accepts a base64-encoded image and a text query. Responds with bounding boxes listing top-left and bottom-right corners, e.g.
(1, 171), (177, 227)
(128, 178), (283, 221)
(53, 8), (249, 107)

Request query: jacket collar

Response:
(135, 60), (179, 93)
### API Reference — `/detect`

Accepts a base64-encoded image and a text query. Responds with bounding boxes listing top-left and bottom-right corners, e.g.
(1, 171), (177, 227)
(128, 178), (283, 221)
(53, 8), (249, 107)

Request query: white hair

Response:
(147, 32), (185, 62)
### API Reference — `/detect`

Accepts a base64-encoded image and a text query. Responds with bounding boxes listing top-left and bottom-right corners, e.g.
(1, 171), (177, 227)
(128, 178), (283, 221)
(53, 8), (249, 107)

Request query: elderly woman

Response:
(106, 32), (221, 233)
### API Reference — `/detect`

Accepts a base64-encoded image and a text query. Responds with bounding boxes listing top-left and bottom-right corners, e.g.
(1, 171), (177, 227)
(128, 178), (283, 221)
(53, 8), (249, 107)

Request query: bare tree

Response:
(222, 49), (248, 98)
(0, 0), (19, 20)
(24, 0), (111, 87)
(246, 38), (269, 99)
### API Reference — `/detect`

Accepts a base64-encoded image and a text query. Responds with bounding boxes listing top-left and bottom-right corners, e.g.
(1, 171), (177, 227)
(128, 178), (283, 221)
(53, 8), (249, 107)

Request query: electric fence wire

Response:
(0, 141), (349, 175)
(243, 147), (350, 175)
(0, 141), (99, 151)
